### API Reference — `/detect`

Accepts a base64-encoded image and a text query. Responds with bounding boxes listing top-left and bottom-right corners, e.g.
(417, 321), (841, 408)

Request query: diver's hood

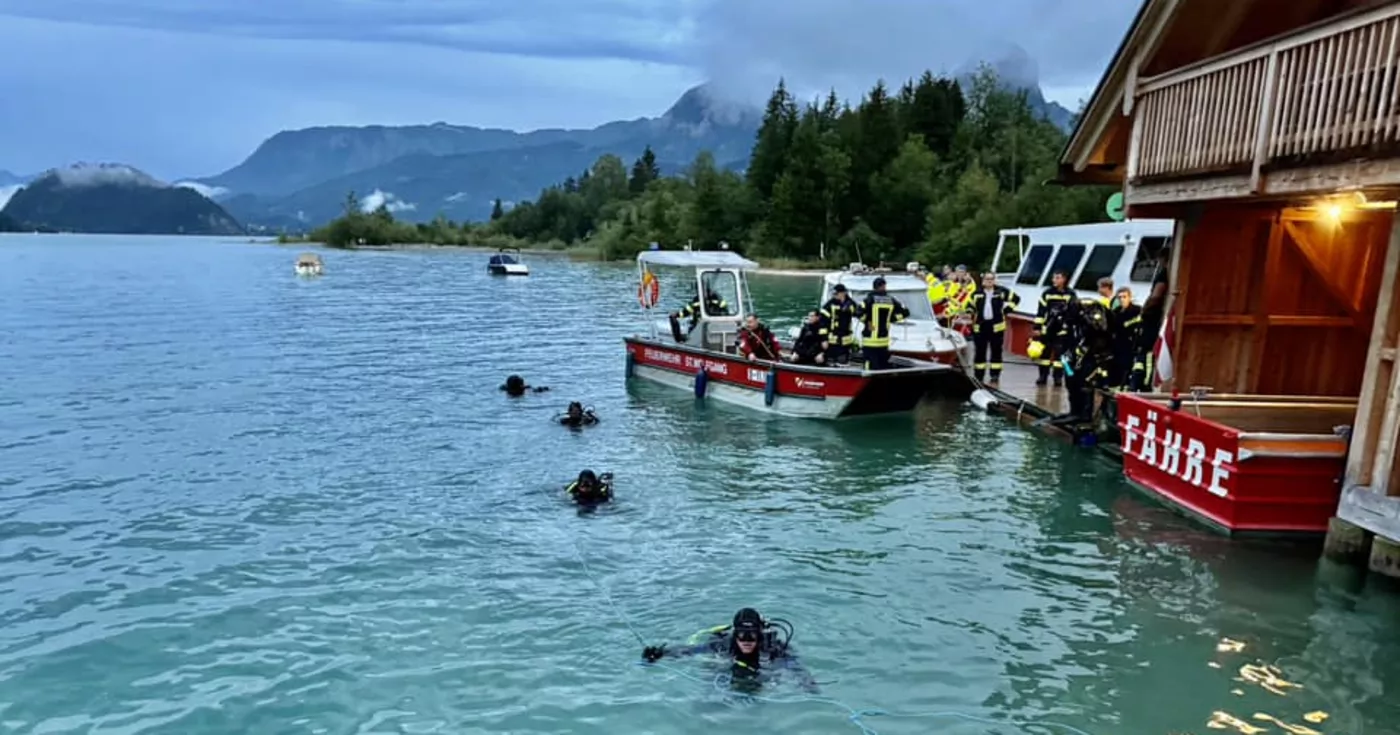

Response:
(732, 608), (763, 634)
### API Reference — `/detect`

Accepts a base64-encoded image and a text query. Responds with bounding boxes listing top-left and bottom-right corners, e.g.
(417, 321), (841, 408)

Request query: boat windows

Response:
(1072, 245), (1125, 291)
(1047, 244), (1086, 284)
(699, 270), (739, 316)
(1016, 244), (1053, 285)
(1130, 236), (1171, 282)
(489, 254), (518, 265)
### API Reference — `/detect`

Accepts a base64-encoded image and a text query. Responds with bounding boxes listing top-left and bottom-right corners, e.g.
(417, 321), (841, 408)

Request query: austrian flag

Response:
(1153, 310), (1176, 387)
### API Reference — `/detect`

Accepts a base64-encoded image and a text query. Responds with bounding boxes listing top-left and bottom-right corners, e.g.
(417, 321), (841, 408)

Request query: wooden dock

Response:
(980, 358), (1119, 450)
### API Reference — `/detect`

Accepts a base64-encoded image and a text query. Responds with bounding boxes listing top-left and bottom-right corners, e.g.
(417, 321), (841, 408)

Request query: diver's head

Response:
(731, 607), (763, 656)
(504, 375), (526, 396)
(577, 469), (598, 491)
(567, 401), (583, 418)
(744, 313), (761, 331)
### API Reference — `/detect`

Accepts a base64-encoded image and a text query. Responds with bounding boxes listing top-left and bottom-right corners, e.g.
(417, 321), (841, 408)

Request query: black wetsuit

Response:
(645, 629), (818, 693)
(565, 477), (613, 505)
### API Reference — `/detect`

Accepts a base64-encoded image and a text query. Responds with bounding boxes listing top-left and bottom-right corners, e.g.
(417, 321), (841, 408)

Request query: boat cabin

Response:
(991, 220), (1176, 310)
(1054, 0), (1400, 549)
(637, 250), (754, 354)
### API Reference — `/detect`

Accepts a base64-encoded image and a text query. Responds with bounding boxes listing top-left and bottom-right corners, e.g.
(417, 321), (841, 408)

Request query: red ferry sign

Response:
(1119, 396), (1236, 498)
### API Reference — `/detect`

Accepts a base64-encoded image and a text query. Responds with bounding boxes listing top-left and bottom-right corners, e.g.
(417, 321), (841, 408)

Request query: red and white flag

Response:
(1153, 310), (1176, 387)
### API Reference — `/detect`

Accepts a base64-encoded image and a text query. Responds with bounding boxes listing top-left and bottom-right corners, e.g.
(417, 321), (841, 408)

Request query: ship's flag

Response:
(1153, 310), (1176, 387)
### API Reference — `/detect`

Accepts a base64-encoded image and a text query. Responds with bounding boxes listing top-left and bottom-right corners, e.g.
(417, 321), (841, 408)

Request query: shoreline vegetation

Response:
(279, 67), (1110, 271)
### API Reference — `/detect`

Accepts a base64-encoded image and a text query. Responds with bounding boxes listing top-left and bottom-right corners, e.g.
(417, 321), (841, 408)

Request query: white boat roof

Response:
(823, 271), (927, 291)
(636, 250), (759, 269)
(996, 219), (1176, 240)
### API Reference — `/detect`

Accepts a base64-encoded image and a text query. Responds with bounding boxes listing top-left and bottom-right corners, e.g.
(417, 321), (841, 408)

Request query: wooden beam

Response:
(1185, 314), (1255, 326)
(1250, 53), (1281, 193)
(1248, 217), (1284, 391)
(1268, 315), (1355, 328)
(1127, 174), (1254, 205)
(1345, 213), (1400, 488)
(1281, 220), (1367, 325)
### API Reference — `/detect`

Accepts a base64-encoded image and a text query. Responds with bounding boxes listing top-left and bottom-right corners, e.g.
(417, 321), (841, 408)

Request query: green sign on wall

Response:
(1105, 191), (1125, 221)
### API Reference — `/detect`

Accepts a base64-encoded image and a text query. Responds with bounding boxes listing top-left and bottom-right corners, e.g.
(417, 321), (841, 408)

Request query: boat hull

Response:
(488, 264), (529, 276)
(1115, 393), (1344, 535)
(625, 337), (952, 418)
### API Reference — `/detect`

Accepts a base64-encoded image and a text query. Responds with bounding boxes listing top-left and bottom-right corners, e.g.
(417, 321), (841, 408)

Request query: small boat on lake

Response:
(799, 265), (971, 367)
(295, 252), (323, 277)
(623, 250), (962, 419)
(487, 247), (529, 276)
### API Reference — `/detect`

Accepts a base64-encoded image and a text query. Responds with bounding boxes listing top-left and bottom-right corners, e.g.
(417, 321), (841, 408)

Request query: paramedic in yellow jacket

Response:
(924, 270), (949, 323)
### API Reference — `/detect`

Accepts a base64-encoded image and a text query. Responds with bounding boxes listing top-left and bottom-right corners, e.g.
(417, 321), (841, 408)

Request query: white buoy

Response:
(970, 388), (999, 412)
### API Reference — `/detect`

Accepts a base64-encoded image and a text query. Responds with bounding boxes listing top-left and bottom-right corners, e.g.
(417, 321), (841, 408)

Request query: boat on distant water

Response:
(295, 252), (323, 277)
(487, 247), (529, 276)
(798, 265), (971, 368)
(622, 250), (963, 419)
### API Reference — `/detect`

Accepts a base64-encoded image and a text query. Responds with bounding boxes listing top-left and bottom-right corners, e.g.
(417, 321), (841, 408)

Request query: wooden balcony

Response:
(1128, 3), (1400, 203)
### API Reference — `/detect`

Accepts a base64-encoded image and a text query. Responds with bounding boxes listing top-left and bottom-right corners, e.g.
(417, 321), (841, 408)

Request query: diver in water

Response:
(640, 608), (819, 693)
(500, 375), (549, 397)
(565, 470), (613, 506)
(558, 401), (599, 427)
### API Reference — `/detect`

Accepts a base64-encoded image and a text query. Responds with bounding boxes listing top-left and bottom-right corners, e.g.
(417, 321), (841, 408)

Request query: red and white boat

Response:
(797, 267), (971, 367)
(623, 250), (963, 419)
(1116, 392), (1352, 534)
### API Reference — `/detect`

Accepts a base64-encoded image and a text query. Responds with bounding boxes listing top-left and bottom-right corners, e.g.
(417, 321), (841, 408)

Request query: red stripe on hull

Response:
(625, 339), (867, 398)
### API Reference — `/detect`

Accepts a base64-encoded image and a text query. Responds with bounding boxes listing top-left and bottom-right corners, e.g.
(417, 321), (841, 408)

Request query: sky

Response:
(0, 0), (1140, 182)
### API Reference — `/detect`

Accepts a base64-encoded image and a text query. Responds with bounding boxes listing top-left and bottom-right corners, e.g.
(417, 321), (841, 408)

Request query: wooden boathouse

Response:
(1056, 0), (1400, 574)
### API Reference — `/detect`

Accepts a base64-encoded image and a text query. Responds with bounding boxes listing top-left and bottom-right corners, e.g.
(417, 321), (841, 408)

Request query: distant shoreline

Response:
(268, 239), (829, 275)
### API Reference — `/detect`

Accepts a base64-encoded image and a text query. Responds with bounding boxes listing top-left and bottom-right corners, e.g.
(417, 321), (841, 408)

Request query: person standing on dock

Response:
(1112, 288), (1143, 390)
(1033, 270), (1075, 387)
(859, 277), (909, 370)
(967, 272), (1019, 385)
(819, 284), (862, 365)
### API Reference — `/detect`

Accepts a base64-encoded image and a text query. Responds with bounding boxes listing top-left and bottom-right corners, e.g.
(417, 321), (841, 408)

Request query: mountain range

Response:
(3, 49), (1075, 234)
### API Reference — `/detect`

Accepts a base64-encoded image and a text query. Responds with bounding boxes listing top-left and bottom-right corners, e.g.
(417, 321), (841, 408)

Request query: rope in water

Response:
(530, 473), (1099, 735)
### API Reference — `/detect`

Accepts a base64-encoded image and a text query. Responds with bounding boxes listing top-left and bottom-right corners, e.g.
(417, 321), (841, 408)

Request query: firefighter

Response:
(668, 288), (730, 343)
(859, 277), (909, 370)
(1113, 288), (1145, 391)
(966, 272), (1019, 384)
(1033, 270), (1075, 387)
(819, 284), (863, 365)
(1062, 298), (1116, 422)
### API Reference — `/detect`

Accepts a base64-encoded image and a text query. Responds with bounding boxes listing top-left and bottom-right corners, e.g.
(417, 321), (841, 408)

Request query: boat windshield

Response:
(699, 270), (740, 316)
(835, 288), (935, 320)
(490, 254), (518, 265)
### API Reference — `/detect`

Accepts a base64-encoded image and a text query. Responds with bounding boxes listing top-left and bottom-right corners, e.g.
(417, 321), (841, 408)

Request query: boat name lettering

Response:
(1123, 408), (1232, 497)
(682, 355), (729, 375)
(643, 348), (683, 365)
(747, 368), (769, 383)
(794, 377), (825, 389)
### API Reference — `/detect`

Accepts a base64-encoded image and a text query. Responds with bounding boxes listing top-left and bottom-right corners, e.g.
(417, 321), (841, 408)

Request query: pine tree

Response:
(746, 79), (799, 202)
(490, 198), (504, 221)
(629, 146), (661, 194)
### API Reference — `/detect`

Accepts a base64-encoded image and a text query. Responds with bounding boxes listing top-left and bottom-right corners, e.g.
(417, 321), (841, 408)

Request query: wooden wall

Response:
(1173, 204), (1391, 396)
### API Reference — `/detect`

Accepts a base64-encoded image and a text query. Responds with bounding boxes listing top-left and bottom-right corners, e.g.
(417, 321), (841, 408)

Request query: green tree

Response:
(746, 79), (799, 201)
(629, 146), (660, 194)
(869, 136), (939, 253)
(490, 198), (504, 221)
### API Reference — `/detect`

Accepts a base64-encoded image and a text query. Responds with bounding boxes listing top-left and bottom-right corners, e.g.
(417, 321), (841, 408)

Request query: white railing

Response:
(1130, 4), (1400, 183)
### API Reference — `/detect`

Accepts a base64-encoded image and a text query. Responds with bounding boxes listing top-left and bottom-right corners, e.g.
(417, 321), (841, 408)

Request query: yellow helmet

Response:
(1027, 339), (1045, 360)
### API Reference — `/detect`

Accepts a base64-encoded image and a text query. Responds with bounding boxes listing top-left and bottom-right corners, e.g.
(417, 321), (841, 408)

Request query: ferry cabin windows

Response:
(1073, 245), (1125, 291)
(699, 270), (739, 316)
(1047, 245), (1086, 285)
(1130, 236), (1171, 282)
(1016, 245), (1053, 285)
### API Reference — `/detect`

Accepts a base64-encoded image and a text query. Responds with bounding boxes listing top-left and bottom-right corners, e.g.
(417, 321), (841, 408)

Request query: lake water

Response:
(2, 233), (1399, 735)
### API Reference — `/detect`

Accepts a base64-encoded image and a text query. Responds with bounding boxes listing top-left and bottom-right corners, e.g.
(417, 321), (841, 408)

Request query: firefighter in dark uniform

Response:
(1059, 298), (1116, 422)
(1033, 270), (1075, 387)
(668, 289), (729, 343)
(1111, 288), (1143, 390)
(967, 272), (1019, 384)
(859, 277), (910, 371)
(819, 284), (863, 365)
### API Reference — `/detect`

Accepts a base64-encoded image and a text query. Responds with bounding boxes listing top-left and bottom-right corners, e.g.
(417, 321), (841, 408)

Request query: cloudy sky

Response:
(0, 0), (1139, 181)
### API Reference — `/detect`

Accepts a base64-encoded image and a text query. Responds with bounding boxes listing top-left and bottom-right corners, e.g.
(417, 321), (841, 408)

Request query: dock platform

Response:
(980, 359), (1119, 450)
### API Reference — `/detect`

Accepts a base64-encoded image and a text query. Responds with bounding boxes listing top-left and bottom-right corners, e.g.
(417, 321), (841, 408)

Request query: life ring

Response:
(638, 271), (660, 308)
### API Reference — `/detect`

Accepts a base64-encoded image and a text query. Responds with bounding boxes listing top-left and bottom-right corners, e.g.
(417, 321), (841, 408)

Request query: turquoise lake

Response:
(2, 233), (1399, 734)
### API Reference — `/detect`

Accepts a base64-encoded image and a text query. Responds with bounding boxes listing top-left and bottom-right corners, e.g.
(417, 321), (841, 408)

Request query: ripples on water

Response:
(1, 235), (1398, 734)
